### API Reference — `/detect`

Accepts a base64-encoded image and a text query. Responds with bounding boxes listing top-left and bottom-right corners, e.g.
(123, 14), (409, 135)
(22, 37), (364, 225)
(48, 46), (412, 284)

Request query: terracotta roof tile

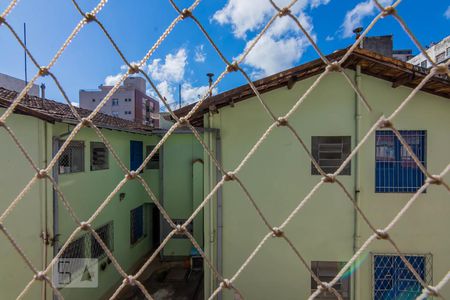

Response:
(0, 87), (153, 134)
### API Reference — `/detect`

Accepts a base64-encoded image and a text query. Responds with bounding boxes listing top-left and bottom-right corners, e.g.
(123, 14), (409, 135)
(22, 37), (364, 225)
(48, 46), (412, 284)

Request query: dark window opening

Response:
(311, 136), (351, 175)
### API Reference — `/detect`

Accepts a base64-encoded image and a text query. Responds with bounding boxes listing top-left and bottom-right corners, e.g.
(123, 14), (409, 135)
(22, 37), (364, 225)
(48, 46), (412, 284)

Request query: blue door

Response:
(130, 141), (143, 171)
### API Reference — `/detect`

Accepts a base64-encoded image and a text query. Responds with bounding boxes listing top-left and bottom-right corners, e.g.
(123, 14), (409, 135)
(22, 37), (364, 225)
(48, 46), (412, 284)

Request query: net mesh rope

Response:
(0, 0), (449, 299)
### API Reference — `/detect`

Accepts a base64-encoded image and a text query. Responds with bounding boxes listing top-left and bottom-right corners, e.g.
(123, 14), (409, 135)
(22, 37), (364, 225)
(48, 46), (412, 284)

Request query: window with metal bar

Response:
(58, 140), (85, 174)
(90, 142), (109, 171)
(311, 136), (351, 175)
(311, 261), (350, 299)
(375, 130), (426, 192)
(373, 254), (432, 300)
(145, 145), (159, 169)
(59, 236), (87, 275)
(90, 222), (113, 259)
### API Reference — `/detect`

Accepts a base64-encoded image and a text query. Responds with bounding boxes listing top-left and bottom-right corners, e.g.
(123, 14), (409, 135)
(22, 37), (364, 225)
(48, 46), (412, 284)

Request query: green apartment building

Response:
(177, 48), (450, 300)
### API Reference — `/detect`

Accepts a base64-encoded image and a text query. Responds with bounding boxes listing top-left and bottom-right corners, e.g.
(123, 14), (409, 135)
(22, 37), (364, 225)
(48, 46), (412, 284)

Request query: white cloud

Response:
(341, 0), (392, 38)
(242, 35), (309, 77)
(213, 0), (327, 77)
(181, 83), (217, 103)
(194, 45), (206, 63)
(325, 35), (335, 41)
(71, 101), (79, 107)
(156, 81), (176, 103)
(104, 73), (123, 86)
(147, 48), (187, 82)
(445, 6), (450, 19)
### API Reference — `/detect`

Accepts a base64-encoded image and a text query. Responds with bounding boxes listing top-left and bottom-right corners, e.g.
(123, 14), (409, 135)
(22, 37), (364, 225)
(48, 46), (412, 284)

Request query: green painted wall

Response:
(53, 123), (160, 300)
(0, 109), (53, 300)
(161, 132), (204, 257)
(204, 71), (450, 299)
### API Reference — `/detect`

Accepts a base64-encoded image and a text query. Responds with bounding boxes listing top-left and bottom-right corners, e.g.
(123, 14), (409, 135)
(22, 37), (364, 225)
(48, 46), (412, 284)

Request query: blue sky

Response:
(1, 0), (449, 107)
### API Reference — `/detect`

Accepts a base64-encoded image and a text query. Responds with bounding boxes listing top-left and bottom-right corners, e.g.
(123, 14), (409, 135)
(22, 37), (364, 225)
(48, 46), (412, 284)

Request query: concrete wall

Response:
(203, 71), (450, 299)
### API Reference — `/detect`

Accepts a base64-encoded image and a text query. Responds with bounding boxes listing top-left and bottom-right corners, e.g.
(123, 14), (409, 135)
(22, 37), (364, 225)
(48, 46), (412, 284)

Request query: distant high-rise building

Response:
(80, 77), (160, 128)
(408, 35), (450, 69)
(0, 73), (40, 97)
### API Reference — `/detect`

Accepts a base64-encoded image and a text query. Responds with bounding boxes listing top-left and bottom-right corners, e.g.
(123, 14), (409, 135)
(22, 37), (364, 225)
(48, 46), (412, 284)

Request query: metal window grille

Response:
(58, 140), (84, 174)
(436, 52), (446, 64)
(311, 136), (351, 175)
(145, 145), (159, 169)
(90, 142), (109, 171)
(61, 236), (86, 259)
(59, 236), (87, 275)
(90, 222), (114, 259)
(375, 130), (426, 192)
(130, 205), (145, 245)
(311, 261), (350, 300)
(112, 99), (119, 106)
(373, 254), (432, 300)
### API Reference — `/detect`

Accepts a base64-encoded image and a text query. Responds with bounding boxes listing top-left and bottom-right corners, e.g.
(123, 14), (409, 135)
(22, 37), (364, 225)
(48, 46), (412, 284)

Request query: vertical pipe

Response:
(352, 64), (362, 300)
(215, 130), (223, 300)
(207, 113), (215, 297)
(52, 137), (59, 300)
(23, 23), (28, 85)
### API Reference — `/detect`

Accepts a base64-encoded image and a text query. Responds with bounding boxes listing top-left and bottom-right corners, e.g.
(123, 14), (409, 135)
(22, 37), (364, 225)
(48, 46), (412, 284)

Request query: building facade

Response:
(0, 73), (40, 96)
(408, 35), (450, 68)
(80, 77), (160, 128)
(176, 48), (450, 300)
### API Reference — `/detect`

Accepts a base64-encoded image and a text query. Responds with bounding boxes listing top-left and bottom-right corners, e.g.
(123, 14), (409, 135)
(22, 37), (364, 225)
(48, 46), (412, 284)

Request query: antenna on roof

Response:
(178, 83), (181, 109)
(23, 23), (28, 86)
(207, 73), (214, 97)
(353, 27), (363, 48)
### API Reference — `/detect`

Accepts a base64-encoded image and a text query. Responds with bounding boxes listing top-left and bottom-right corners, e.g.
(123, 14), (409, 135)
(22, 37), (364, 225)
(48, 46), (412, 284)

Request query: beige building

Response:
(408, 35), (450, 68)
(80, 77), (160, 128)
(0, 73), (40, 97)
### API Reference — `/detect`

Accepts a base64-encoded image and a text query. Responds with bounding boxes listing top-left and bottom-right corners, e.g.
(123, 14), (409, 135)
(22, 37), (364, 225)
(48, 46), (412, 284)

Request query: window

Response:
(112, 111), (119, 117)
(92, 98), (96, 102)
(145, 145), (159, 169)
(90, 222), (113, 259)
(420, 60), (427, 68)
(59, 140), (84, 174)
(61, 236), (86, 259)
(90, 142), (108, 171)
(311, 261), (350, 300)
(311, 136), (351, 175)
(130, 140), (143, 171)
(130, 205), (146, 245)
(375, 130), (426, 192)
(435, 52), (445, 63)
(59, 236), (87, 276)
(373, 254), (432, 300)
(112, 98), (119, 106)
